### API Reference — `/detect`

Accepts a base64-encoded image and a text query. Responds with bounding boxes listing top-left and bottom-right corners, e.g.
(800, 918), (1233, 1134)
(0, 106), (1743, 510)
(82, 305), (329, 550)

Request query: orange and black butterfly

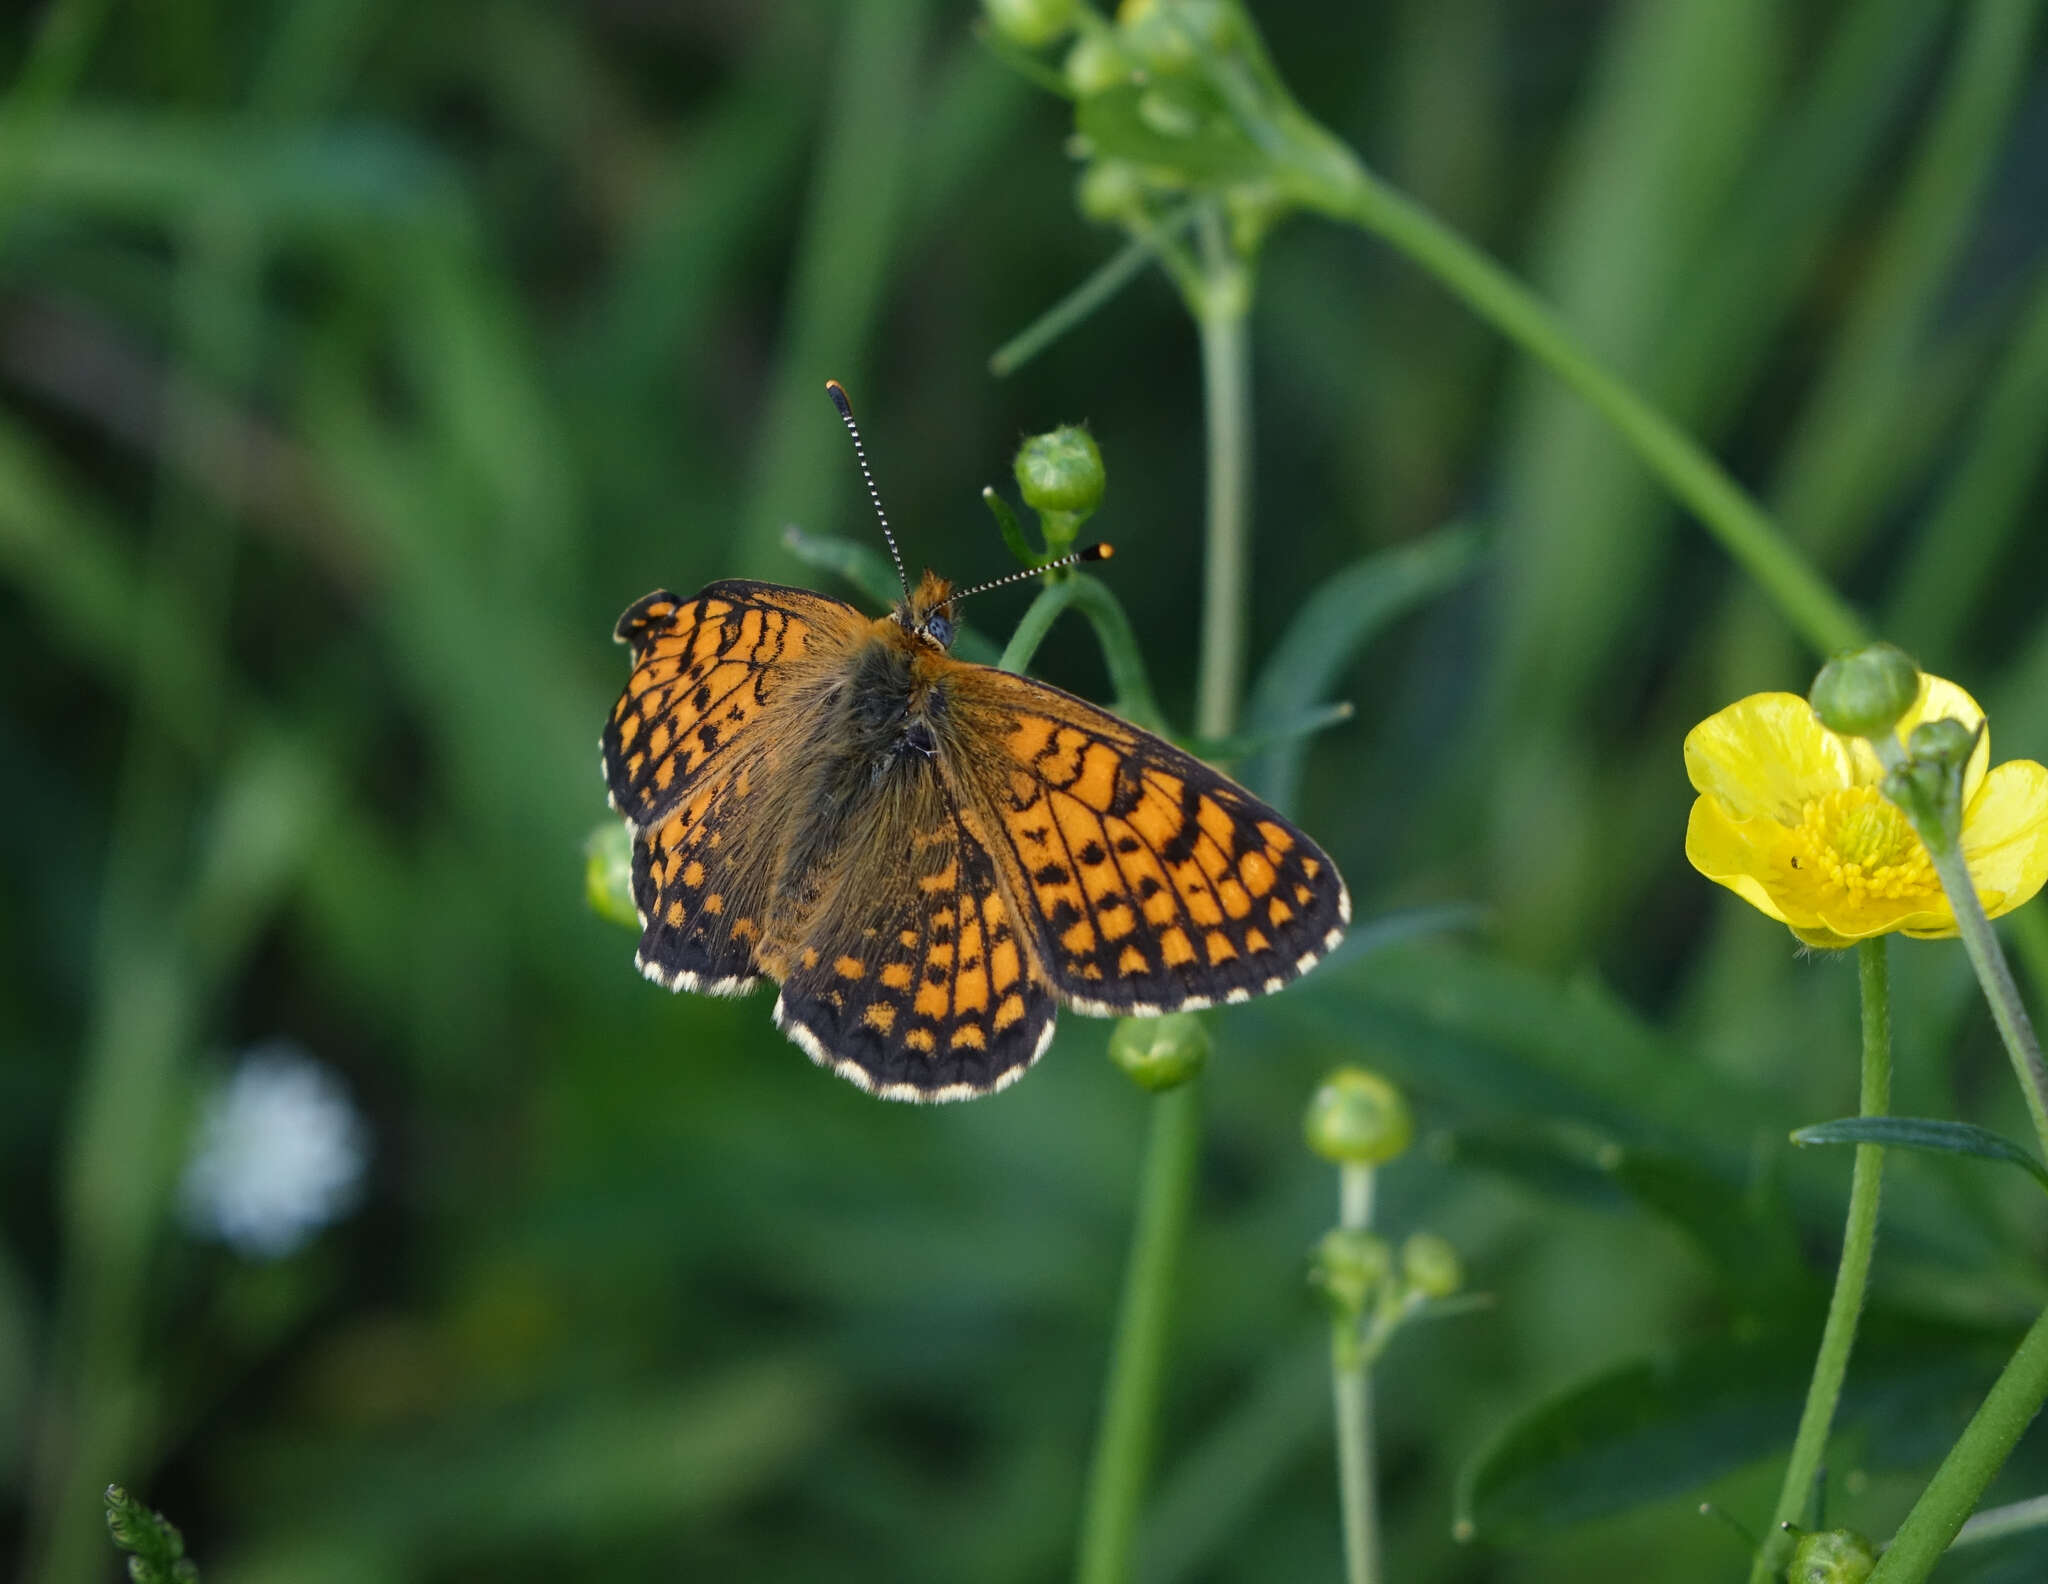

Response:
(602, 383), (1348, 1101)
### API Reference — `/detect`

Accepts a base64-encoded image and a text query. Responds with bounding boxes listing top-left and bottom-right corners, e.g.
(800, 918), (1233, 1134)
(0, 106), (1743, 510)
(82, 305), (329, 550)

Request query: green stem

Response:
(1869, 1303), (2048, 1583)
(1319, 164), (1866, 660)
(990, 233), (1162, 378)
(998, 572), (1168, 733)
(1927, 842), (2048, 1162)
(1333, 1163), (1378, 1584)
(1193, 210), (1253, 743)
(1075, 1081), (1203, 1584)
(1751, 937), (1892, 1584)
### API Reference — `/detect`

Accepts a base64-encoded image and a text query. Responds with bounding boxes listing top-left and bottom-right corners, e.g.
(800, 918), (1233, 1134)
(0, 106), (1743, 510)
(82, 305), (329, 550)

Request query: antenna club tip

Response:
(825, 379), (852, 416)
(1081, 542), (1113, 562)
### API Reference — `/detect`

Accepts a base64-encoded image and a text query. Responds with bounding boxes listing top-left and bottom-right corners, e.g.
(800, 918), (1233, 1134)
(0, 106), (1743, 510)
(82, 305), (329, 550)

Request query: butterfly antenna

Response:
(825, 380), (910, 601)
(948, 542), (1114, 605)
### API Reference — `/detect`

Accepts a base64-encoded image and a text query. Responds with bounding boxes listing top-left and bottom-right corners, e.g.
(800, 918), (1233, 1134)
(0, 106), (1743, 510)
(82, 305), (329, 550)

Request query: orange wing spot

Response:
(881, 963), (913, 990)
(833, 955), (865, 980)
(1072, 743), (1122, 810)
(1294, 885), (1315, 906)
(954, 968), (990, 1014)
(704, 893), (725, 915)
(1239, 850), (1277, 896)
(617, 712), (641, 747)
(1192, 833), (1231, 883)
(661, 815), (686, 848)
(1008, 714), (1055, 760)
(1117, 944), (1148, 976)
(627, 752), (647, 781)
(1216, 877), (1253, 920)
(918, 861), (960, 894)
(931, 908), (957, 934)
(1160, 928), (1196, 967)
(683, 860), (705, 888)
(915, 982), (951, 1020)
(1257, 821), (1295, 852)
(1078, 962), (1104, 981)
(991, 938), (1021, 992)
(950, 1024), (987, 1052)
(1205, 931), (1237, 965)
(1197, 797), (1235, 847)
(1060, 920), (1096, 956)
(1244, 927), (1270, 953)
(731, 917), (758, 941)
(905, 1027), (937, 1054)
(1301, 856), (1322, 880)
(1175, 870), (1224, 927)
(1142, 888), (1179, 926)
(994, 993), (1027, 1031)
(666, 901), (685, 927)
(863, 1003), (897, 1034)
(800, 947), (820, 970)
(1098, 903), (1136, 940)
(649, 721), (672, 757)
(1268, 898), (1294, 926)
(654, 757), (676, 791)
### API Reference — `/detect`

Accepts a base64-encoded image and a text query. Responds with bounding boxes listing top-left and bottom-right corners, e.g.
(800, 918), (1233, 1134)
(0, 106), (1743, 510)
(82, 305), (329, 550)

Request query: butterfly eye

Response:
(924, 614), (954, 649)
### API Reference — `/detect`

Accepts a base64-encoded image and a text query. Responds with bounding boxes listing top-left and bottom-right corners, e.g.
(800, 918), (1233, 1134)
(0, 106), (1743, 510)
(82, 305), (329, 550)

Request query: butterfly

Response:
(601, 382), (1349, 1101)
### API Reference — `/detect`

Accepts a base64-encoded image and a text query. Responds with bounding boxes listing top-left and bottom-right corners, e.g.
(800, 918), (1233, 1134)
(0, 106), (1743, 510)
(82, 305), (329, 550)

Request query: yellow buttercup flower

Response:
(1685, 675), (2048, 948)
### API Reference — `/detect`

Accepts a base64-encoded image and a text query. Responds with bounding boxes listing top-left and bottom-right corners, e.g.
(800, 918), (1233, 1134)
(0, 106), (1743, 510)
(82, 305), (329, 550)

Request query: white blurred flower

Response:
(180, 1042), (369, 1259)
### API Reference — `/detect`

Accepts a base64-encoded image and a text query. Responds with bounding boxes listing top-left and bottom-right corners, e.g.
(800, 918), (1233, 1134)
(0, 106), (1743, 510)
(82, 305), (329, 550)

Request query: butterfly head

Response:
(898, 569), (958, 651)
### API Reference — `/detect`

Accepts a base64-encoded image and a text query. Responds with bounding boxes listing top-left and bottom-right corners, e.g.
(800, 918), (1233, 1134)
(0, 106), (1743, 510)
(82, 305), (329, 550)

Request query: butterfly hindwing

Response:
(771, 762), (1057, 1101)
(942, 669), (1350, 1016)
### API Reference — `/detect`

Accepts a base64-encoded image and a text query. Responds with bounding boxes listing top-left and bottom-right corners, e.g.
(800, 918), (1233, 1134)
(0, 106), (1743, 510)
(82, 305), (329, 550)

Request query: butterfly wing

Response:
(771, 752), (1058, 1102)
(605, 580), (867, 992)
(938, 665), (1350, 1015)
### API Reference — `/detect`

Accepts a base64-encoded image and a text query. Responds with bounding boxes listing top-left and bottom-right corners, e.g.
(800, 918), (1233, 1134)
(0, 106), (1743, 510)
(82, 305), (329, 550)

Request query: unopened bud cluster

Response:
(1809, 642), (1979, 857)
(1786, 1528), (1877, 1584)
(1303, 1067), (1465, 1369)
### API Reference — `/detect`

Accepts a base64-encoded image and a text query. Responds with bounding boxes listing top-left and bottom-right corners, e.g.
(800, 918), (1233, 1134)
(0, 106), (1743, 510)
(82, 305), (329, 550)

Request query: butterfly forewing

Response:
(604, 581), (864, 829)
(941, 668), (1351, 1017)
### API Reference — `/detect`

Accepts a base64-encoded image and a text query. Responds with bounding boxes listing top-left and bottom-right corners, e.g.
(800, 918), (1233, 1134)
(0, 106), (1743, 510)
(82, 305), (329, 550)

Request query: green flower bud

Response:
(1108, 1012), (1208, 1091)
(1065, 30), (1138, 97)
(1117, 0), (1236, 75)
(1401, 1231), (1463, 1300)
(1787, 1528), (1877, 1584)
(1077, 159), (1149, 227)
(585, 821), (638, 929)
(982, 0), (1080, 49)
(1304, 1067), (1413, 1166)
(1014, 426), (1106, 519)
(1907, 716), (1977, 771)
(1809, 643), (1922, 739)
(1310, 1227), (1390, 1316)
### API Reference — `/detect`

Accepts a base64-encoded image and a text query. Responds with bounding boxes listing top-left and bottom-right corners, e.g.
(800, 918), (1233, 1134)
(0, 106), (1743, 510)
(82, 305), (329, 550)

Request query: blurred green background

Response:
(7, 1), (2048, 1580)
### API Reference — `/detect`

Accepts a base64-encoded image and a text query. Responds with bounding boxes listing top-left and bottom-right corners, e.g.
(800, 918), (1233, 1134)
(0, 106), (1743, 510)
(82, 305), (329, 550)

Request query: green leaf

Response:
(1792, 1116), (2048, 1193)
(1242, 525), (1483, 809)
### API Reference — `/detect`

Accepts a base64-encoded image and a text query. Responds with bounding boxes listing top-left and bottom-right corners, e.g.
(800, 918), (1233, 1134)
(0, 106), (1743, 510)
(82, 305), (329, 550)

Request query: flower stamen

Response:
(1788, 786), (1935, 906)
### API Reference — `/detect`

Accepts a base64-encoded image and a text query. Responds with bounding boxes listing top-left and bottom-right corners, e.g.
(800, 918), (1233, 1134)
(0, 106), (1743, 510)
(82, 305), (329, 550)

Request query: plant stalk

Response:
(1927, 843), (2048, 1162)
(1870, 1302), (2048, 1582)
(1317, 164), (1866, 661)
(1333, 1163), (1379, 1584)
(1750, 936), (1892, 1584)
(1075, 1081), (1204, 1584)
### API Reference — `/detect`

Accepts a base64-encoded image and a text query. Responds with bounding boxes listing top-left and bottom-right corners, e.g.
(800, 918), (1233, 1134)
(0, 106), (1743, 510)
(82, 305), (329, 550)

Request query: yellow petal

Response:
(1684, 694), (1852, 823)
(1790, 923), (1860, 950)
(1811, 894), (1954, 943)
(1960, 759), (2048, 919)
(1686, 797), (1808, 927)
(1846, 673), (1991, 800)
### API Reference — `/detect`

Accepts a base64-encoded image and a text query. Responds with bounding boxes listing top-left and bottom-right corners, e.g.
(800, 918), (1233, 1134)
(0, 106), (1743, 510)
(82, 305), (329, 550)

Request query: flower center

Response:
(1787, 785), (1936, 905)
